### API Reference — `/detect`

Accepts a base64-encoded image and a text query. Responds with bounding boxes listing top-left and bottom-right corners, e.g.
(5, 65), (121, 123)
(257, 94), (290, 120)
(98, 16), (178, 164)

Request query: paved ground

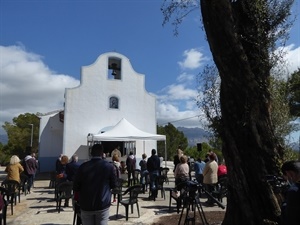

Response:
(0, 163), (226, 225)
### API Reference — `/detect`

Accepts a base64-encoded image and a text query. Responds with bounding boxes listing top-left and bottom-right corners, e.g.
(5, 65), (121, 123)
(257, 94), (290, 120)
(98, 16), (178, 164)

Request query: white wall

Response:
(38, 112), (64, 171)
(38, 52), (158, 171)
(63, 52), (157, 160)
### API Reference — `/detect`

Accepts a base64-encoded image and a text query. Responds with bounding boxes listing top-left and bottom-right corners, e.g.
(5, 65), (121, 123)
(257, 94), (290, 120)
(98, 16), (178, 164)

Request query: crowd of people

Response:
(4, 151), (39, 194)
(2, 144), (299, 225)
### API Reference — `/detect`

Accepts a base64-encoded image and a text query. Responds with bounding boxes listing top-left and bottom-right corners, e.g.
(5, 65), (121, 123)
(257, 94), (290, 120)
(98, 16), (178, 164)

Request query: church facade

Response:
(38, 52), (158, 172)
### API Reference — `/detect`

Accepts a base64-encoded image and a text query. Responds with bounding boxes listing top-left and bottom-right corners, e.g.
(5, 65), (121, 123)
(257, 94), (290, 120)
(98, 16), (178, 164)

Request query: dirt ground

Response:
(152, 211), (225, 225)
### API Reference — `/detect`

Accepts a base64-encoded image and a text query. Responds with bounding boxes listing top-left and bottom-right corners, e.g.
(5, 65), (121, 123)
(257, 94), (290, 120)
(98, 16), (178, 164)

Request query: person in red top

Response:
(217, 160), (227, 177)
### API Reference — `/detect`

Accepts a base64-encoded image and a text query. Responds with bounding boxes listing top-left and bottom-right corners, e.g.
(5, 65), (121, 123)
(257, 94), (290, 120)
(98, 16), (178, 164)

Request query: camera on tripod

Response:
(184, 180), (200, 194)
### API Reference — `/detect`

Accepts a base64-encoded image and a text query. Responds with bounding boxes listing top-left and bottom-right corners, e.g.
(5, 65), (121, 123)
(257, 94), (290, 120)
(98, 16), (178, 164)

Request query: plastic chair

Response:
(56, 181), (73, 213)
(155, 175), (166, 199)
(49, 171), (57, 188)
(133, 169), (141, 185)
(212, 175), (228, 202)
(20, 173), (29, 195)
(72, 198), (82, 225)
(116, 185), (142, 221)
(1, 180), (21, 215)
(160, 167), (170, 184)
(167, 187), (181, 213)
(111, 178), (125, 203)
(167, 181), (189, 214)
(0, 187), (8, 225)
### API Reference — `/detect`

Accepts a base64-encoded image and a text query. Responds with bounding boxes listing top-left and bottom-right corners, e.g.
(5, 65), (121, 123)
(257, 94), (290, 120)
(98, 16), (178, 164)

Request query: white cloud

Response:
(178, 48), (207, 70)
(283, 44), (300, 73)
(176, 72), (194, 83)
(156, 102), (205, 128)
(0, 45), (80, 134)
(274, 44), (300, 78)
(154, 48), (208, 128)
(159, 84), (198, 101)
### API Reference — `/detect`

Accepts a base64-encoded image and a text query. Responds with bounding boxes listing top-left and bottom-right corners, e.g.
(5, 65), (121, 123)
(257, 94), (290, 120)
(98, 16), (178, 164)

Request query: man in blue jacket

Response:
(73, 144), (117, 225)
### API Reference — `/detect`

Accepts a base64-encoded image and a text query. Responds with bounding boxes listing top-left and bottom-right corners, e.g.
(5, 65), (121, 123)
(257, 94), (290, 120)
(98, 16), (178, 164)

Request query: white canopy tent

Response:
(88, 118), (167, 163)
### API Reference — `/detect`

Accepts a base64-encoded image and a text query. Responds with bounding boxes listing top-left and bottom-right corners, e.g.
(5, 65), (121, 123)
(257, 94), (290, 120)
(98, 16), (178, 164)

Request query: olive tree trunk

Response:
(200, 1), (283, 224)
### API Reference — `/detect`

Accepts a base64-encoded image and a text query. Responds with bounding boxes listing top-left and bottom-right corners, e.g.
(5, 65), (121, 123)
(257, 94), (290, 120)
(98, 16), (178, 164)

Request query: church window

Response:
(108, 57), (121, 80)
(109, 97), (119, 109)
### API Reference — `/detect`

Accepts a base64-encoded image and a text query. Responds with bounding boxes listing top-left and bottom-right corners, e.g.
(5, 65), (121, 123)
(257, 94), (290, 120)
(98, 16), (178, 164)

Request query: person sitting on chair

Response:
(174, 155), (189, 188)
(5, 155), (24, 183)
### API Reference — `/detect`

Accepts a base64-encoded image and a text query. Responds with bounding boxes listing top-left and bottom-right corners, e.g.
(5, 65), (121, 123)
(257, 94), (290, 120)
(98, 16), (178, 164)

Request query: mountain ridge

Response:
(177, 127), (211, 147)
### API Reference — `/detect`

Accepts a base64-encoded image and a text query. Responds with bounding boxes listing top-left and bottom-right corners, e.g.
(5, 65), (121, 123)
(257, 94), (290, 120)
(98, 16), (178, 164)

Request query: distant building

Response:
(38, 52), (158, 172)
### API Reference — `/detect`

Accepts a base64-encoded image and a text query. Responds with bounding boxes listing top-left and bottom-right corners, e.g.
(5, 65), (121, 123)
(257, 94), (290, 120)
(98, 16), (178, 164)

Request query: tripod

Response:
(177, 181), (226, 225)
(178, 188), (208, 225)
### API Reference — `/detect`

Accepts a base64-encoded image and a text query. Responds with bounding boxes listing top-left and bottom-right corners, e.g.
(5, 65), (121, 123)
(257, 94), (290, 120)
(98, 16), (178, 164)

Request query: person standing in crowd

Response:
(147, 149), (161, 200)
(194, 157), (206, 185)
(158, 154), (164, 167)
(111, 153), (121, 203)
(5, 155), (24, 183)
(126, 151), (136, 186)
(217, 160), (227, 178)
(66, 154), (80, 182)
(111, 146), (122, 158)
(174, 155), (189, 186)
(208, 150), (218, 163)
(23, 151), (38, 193)
(73, 144), (117, 225)
(120, 161), (127, 174)
(55, 154), (63, 173)
(281, 160), (300, 225)
(173, 146), (184, 172)
(203, 153), (218, 205)
(187, 156), (194, 180)
(139, 153), (149, 193)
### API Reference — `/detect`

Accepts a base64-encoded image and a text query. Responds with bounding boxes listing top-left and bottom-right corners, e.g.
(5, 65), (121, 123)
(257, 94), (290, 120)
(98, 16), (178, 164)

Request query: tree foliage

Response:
(157, 123), (188, 160)
(287, 68), (300, 117)
(2, 113), (39, 161)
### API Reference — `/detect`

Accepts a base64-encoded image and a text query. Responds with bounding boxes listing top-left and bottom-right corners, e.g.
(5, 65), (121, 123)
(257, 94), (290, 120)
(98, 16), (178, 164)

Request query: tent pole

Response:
(164, 141), (167, 167)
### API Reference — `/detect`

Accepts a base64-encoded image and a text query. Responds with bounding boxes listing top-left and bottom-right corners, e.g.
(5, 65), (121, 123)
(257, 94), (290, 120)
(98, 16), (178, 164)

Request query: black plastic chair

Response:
(49, 171), (57, 188)
(150, 175), (166, 200)
(111, 178), (124, 203)
(116, 185), (142, 221)
(133, 169), (141, 185)
(1, 180), (21, 215)
(20, 173), (29, 195)
(167, 187), (182, 214)
(160, 167), (170, 184)
(72, 198), (82, 225)
(0, 187), (8, 225)
(56, 181), (73, 213)
(212, 175), (228, 202)
(156, 175), (166, 199)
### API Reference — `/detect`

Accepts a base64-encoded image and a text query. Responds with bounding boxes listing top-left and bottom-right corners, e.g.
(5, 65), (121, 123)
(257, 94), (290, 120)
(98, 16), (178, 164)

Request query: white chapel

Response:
(38, 52), (162, 172)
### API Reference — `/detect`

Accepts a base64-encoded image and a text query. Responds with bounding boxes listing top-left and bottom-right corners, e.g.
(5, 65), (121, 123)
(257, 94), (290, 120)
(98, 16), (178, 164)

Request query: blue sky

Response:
(0, 0), (300, 143)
